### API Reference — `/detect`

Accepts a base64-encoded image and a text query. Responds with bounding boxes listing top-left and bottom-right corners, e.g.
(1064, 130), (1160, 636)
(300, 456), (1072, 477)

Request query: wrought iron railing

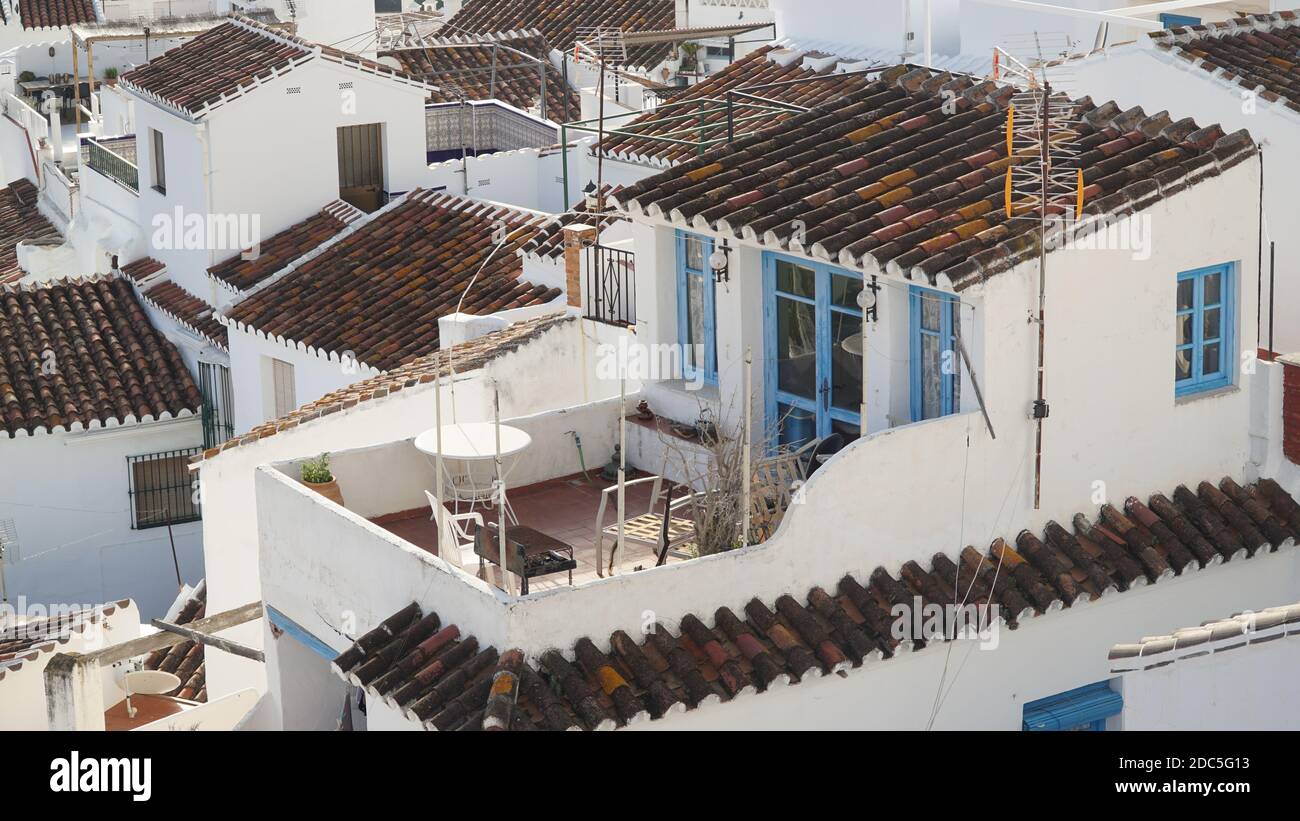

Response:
(127, 447), (203, 529)
(585, 244), (635, 327)
(198, 362), (235, 449)
(86, 137), (139, 193)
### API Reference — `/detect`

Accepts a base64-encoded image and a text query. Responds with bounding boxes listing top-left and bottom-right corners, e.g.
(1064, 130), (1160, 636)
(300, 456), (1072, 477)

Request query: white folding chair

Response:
(426, 490), (482, 569)
(594, 475), (697, 575)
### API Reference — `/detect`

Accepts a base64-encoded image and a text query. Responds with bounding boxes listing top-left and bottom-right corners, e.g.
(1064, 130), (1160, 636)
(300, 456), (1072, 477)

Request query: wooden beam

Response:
(151, 618), (265, 662)
(88, 601), (263, 666)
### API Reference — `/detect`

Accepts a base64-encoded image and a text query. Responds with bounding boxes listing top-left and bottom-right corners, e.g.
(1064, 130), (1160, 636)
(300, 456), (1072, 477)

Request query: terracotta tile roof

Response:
(331, 476), (1300, 730)
(0, 276), (203, 437)
(1150, 11), (1300, 113)
(0, 179), (61, 285)
(140, 280), (228, 350)
(613, 65), (1257, 291)
(385, 32), (580, 119)
(207, 201), (361, 294)
(601, 46), (883, 167)
(121, 15), (429, 118)
(120, 256), (166, 284)
(143, 584), (207, 702)
(445, 0), (677, 69)
(1110, 597), (1300, 673)
(194, 312), (572, 462)
(520, 184), (622, 259)
(16, 0), (96, 29)
(0, 600), (130, 674)
(222, 190), (561, 371)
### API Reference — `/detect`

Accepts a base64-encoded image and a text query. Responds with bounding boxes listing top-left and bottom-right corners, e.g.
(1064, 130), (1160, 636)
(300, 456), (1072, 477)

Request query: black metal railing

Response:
(585, 244), (635, 327)
(86, 137), (138, 193)
(127, 447), (203, 529)
(199, 362), (235, 449)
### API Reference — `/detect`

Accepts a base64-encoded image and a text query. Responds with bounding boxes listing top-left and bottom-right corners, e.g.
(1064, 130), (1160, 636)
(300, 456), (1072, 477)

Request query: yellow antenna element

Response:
(1005, 168), (1013, 218)
(1006, 105), (1015, 158)
(1075, 168), (1084, 219)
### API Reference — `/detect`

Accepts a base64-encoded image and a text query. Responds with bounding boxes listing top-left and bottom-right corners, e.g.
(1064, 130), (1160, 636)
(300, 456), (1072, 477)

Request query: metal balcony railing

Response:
(86, 137), (138, 193)
(585, 244), (635, 327)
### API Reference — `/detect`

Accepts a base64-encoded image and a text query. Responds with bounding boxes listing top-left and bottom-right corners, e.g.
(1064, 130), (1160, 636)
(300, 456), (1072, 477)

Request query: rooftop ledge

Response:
(255, 395), (997, 659)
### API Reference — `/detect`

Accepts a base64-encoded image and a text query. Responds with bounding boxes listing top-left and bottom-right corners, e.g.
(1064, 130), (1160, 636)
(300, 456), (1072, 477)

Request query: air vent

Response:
(0, 518), (18, 563)
(286, 86), (302, 95)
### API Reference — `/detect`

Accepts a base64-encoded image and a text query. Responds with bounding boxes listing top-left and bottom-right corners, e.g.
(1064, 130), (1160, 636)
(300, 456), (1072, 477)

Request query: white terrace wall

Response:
(0, 419), (204, 620)
(0, 601), (141, 731)
(199, 318), (629, 705)
(423, 140), (592, 214)
(1116, 614), (1300, 731)
(1068, 41), (1300, 354)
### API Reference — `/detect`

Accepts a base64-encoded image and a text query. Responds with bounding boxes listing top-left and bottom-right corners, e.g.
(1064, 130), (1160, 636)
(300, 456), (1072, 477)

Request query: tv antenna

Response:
(572, 27), (629, 219)
(996, 34), (1085, 510)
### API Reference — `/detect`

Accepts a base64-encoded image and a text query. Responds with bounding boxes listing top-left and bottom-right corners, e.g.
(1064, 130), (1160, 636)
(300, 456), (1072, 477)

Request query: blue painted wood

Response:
(1175, 261), (1234, 398)
(266, 605), (338, 662)
(1023, 681), (1123, 731)
(676, 230), (718, 385)
(909, 285), (956, 421)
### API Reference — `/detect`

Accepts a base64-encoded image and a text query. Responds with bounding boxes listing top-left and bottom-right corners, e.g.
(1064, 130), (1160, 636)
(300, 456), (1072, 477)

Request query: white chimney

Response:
(438, 312), (510, 349)
(676, 0), (689, 29)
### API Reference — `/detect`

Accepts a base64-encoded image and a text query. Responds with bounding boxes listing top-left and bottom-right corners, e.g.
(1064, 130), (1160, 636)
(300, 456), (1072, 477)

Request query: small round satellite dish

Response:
(123, 669), (181, 696)
(376, 56), (404, 71)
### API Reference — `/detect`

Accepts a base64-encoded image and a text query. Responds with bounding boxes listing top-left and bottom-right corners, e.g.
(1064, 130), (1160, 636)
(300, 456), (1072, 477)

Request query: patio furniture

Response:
(474, 522), (578, 594)
(749, 450), (806, 542)
(595, 475), (697, 574)
(425, 490), (482, 569)
(414, 422), (531, 523)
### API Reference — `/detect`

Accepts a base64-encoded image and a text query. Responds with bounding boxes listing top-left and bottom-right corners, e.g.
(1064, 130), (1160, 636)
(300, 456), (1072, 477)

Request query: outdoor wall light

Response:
(857, 275), (881, 322)
(710, 240), (731, 284)
(583, 181), (599, 211)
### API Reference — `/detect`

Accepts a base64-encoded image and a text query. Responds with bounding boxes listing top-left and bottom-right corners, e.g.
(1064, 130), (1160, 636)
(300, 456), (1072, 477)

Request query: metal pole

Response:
(1032, 83), (1050, 511)
(1269, 241), (1276, 356)
(494, 384), (513, 595)
(743, 348), (752, 546)
(861, 303), (869, 436)
(539, 57), (547, 122)
(434, 371), (446, 560)
(924, 0), (933, 67)
(615, 376), (626, 574)
(561, 123), (570, 210)
(72, 40), (82, 133)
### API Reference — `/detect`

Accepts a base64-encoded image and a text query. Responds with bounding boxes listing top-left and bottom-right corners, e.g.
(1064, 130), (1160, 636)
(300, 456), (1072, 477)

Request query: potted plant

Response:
(103, 67), (118, 87)
(300, 453), (344, 506)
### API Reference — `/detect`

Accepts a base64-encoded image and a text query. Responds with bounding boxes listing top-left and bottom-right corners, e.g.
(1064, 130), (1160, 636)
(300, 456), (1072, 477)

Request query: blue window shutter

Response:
(1160, 13), (1201, 28)
(1023, 681), (1123, 731)
(1175, 262), (1234, 397)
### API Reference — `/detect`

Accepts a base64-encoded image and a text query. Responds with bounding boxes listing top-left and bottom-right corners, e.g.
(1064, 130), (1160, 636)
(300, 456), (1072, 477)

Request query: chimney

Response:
(438, 312), (509, 349)
(1282, 356), (1300, 465)
(562, 223), (597, 309)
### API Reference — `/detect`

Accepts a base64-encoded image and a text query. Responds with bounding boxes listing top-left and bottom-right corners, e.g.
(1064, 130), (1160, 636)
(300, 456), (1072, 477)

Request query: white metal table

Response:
(414, 422), (532, 523)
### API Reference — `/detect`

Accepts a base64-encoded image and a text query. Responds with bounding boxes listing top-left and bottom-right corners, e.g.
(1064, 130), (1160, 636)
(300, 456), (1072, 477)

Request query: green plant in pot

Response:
(103, 67), (118, 86)
(300, 453), (344, 506)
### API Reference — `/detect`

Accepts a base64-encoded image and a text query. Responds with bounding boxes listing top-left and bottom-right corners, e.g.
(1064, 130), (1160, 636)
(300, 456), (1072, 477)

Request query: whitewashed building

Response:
(246, 62), (1300, 730)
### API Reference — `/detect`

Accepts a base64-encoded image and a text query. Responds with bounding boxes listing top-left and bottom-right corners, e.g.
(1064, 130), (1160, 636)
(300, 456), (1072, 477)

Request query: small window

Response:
(271, 358), (297, 417)
(1175, 262), (1234, 397)
(1023, 681), (1123, 731)
(677, 231), (717, 384)
(128, 449), (203, 529)
(150, 128), (166, 194)
(909, 286), (959, 421)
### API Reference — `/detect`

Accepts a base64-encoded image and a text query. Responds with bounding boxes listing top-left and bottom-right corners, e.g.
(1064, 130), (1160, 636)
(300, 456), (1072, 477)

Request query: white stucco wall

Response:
(0, 419), (205, 620)
(1116, 617), (1300, 731)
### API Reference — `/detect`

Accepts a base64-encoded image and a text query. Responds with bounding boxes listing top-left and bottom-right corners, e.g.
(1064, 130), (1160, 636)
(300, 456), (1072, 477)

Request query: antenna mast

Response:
(996, 34), (1084, 510)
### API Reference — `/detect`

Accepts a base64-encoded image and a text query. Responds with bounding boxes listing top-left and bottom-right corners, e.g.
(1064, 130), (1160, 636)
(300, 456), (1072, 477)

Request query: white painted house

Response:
(0, 276), (206, 620)
(245, 61), (1300, 730)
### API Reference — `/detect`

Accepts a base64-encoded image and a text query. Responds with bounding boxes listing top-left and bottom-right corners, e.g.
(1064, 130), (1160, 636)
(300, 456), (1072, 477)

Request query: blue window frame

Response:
(1175, 262), (1234, 397)
(677, 231), (717, 384)
(763, 252), (864, 448)
(1159, 13), (1200, 28)
(909, 285), (958, 422)
(1023, 681), (1123, 731)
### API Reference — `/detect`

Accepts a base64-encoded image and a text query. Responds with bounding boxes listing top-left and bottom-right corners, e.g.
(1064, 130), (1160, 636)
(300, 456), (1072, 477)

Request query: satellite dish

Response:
(121, 669), (181, 718)
(376, 56), (404, 71)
